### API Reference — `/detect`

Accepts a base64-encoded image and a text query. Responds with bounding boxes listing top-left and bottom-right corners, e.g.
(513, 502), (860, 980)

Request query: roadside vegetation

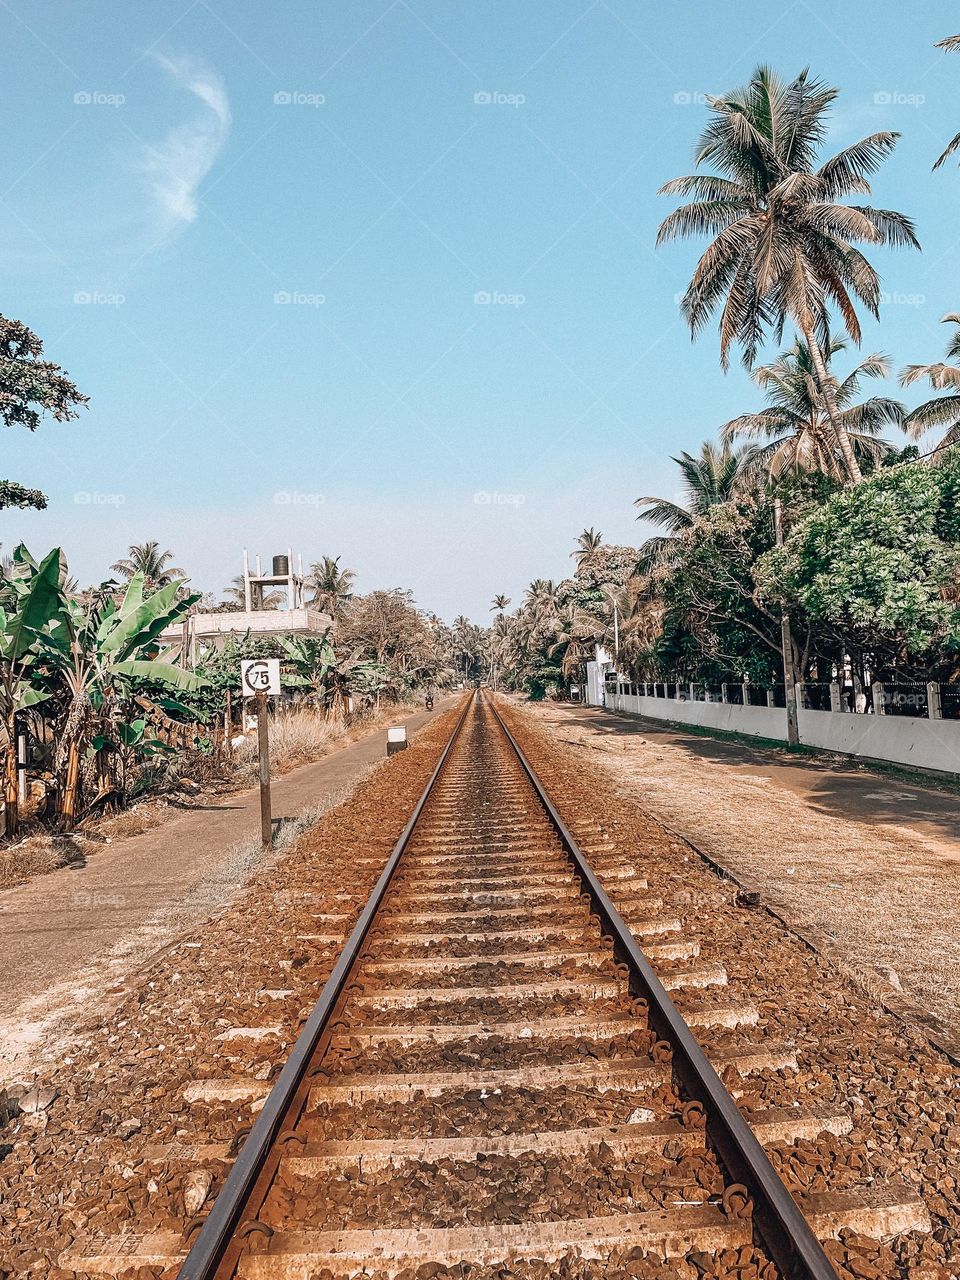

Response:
(0, 546), (467, 859)
(492, 62), (960, 701)
(7, 52), (960, 806)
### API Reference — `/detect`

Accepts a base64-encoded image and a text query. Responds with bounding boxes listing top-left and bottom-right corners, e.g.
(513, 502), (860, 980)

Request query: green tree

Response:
(572, 527), (603, 570)
(0, 315), (88, 509)
(933, 33), (960, 169)
(338, 589), (442, 701)
(658, 65), (918, 483)
(38, 573), (202, 826)
(755, 455), (960, 676)
(111, 541), (185, 591)
(724, 336), (904, 479)
(901, 314), (960, 457)
(307, 556), (356, 617)
(653, 497), (786, 684)
(0, 481), (49, 510)
(635, 441), (749, 569)
(0, 547), (63, 834)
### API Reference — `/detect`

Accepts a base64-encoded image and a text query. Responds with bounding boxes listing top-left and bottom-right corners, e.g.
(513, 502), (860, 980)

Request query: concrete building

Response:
(160, 549), (333, 666)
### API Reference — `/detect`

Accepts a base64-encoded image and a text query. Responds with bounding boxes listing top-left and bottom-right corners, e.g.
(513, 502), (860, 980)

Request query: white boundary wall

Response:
(599, 689), (960, 776)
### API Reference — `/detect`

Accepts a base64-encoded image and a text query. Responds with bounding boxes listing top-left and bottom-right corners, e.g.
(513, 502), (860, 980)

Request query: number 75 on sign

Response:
(240, 658), (282, 697)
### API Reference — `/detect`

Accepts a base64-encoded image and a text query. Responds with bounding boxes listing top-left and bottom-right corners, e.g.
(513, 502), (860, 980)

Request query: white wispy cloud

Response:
(0, 50), (232, 285)
(142, 51), (231, 227)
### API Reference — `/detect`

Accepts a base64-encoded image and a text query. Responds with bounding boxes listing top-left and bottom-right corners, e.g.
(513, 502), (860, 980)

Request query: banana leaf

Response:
(113, 659), (206, 692)
(100, 579), (199, 659)
(0, 548), (63, 662)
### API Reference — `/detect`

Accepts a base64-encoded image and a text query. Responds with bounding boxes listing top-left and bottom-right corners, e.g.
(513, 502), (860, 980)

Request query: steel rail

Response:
(176, 692), (475, 1280)
(488, 694), (840, 1280)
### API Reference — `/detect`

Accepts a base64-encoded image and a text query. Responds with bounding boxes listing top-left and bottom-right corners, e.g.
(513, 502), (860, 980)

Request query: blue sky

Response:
(3, 0), (960, 619)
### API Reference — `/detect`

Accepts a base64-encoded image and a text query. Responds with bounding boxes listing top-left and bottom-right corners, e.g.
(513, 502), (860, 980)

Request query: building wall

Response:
(598, 690), (960, 776)
(605, 690), (786, 740)
(585, 661), (605, 708)
(797, 706), (960, 774)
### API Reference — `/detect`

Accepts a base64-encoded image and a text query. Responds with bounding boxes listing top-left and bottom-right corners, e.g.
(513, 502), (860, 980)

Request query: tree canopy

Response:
(0, 315), (88, 510)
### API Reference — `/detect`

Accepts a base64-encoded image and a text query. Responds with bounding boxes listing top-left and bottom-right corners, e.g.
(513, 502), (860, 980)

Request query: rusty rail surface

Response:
(487, 698), (838, 1280)
(177, 689), (838, 1280)
(176, 693), (474, 1279)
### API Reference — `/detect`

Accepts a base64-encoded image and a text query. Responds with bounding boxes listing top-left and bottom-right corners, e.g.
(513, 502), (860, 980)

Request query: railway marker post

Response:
(241, 659), (282, 847)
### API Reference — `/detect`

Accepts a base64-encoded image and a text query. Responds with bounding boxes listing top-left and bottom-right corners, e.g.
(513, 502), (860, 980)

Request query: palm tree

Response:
(900, 314), (960, 456)
(222, 575), (283, 610)
(635, 441), (748, 569)
(490, 593), (511, 613)
(548, 601), (603, 680)
(523, 579), (561, 622)
(452, 614), (482, 681)
(658, 65), (919, 484)
(934, 34), (960, 169)
(111, 540), (184, 590)
(307, 556), (356, 617)
(723, 336), (904, 479)
(572, 527), (602, 570)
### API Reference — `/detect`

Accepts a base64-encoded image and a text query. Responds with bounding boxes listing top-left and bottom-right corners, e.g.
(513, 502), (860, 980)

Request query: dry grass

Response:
(0, 803), (170, 890)
(0, 835), (87, 890)
(0, 701), (422, 893)
(232, 703), (417, 782)
(233, 707), (344, 778)
(94, 804), (168, 840)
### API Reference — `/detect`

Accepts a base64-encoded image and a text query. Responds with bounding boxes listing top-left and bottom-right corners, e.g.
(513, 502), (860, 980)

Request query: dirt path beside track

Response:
(516, 699), (960, 1057)
(0, 699), (455, 1080)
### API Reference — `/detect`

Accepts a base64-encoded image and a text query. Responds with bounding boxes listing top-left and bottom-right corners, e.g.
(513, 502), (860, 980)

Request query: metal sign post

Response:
(256, 691), (271, 847)
(774, 499), (800, 747)
(240, 660), (282, 847)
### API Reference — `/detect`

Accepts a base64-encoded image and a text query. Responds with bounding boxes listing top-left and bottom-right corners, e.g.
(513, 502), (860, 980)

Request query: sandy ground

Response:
(521, 700), (960, 1056)
(0, 699), (453, 1081)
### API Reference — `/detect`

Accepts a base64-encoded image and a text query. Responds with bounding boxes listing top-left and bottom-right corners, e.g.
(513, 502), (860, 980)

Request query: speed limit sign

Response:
(240, 658), (281, 697)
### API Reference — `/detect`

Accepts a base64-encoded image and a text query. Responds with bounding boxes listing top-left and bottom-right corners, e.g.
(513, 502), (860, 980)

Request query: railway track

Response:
(65, 692), (930, 1280)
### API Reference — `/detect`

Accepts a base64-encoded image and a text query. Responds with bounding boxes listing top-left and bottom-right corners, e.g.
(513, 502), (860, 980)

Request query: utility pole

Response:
(774, 498), (800, 747)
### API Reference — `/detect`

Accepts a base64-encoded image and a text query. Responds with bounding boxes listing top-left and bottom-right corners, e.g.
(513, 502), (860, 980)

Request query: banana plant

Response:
(277, 632), (383, 714)
(0, 547), (64, 835)
(37, 572), (205, 825)
(277, 631), (337, 700)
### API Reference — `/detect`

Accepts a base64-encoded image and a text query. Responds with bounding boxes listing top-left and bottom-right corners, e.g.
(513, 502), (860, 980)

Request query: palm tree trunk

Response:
(4, 711), (18, 838)
(799, 320), (863, 484)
